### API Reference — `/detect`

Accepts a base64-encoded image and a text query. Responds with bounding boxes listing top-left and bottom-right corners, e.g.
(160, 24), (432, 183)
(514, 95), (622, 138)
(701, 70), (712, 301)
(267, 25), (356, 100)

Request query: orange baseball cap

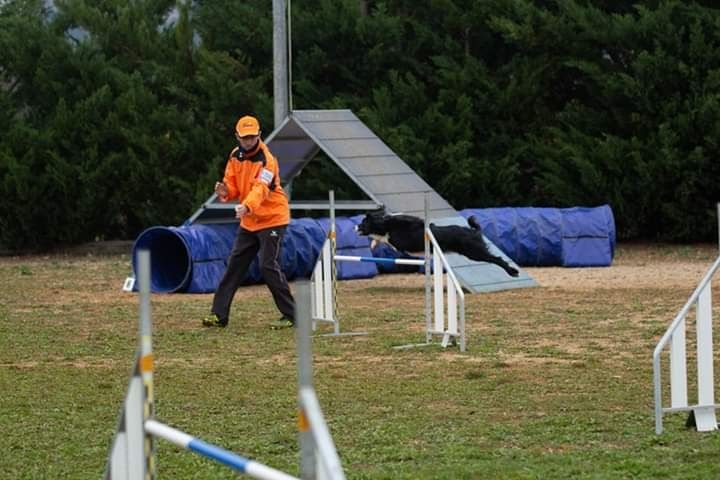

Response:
(235, 116), (260, 137)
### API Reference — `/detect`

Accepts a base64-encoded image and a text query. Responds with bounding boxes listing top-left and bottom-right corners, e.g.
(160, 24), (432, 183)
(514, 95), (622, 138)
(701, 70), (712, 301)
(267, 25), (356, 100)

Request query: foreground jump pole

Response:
(297, 281), (346, 480)
(105, 249), (156, 480)
(106, 252), (345, 479)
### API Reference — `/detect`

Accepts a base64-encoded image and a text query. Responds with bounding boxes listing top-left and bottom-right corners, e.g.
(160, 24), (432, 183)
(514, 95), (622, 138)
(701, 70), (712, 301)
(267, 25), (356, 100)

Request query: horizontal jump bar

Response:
(145, 420), (298, 480)
(333, 255), (425, 266)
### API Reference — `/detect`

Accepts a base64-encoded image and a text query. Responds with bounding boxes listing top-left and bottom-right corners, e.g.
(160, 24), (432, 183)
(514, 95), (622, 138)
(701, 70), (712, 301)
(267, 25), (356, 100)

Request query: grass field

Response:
(1, 243), (720, 479)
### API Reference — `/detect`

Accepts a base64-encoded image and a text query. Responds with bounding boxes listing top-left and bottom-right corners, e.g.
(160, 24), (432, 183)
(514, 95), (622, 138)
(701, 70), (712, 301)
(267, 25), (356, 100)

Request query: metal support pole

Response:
(287, 0), (293, 112)
(296, 282), (316, 479)
(273, 0), (289, 129)
(329, 190), (339, 335)
(424, 193), (431, 344)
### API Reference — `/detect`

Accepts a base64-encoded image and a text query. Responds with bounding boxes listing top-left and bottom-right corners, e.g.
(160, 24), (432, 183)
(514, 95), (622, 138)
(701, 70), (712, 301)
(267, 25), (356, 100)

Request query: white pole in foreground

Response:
(296, 281), (346, 480)
(137, 249), (155, 479)
(297, 281), (316, 479)
(424, 193), (431, 343)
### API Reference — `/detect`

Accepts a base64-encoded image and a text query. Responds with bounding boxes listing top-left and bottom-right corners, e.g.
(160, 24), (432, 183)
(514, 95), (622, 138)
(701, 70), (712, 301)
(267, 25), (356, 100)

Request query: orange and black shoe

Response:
(202, 314), (228, 328)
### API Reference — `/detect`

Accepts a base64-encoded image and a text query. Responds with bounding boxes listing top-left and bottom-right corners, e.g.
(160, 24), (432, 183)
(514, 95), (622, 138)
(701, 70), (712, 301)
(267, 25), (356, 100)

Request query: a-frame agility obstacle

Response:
(188, 109), (536, 294)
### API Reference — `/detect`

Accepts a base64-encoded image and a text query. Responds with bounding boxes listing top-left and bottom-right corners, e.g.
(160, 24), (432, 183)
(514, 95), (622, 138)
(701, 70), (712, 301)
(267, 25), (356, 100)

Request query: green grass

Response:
(1, 245), (719, 479)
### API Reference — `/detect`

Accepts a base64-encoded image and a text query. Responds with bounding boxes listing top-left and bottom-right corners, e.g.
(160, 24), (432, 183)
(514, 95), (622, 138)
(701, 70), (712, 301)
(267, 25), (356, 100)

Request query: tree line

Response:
(1, 0), (719, 250)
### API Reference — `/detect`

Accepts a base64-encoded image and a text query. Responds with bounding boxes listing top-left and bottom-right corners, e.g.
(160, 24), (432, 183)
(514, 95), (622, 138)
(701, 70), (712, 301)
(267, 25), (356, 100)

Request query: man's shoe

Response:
(202, 314), (228, 328)
(269, 317), (294, 330)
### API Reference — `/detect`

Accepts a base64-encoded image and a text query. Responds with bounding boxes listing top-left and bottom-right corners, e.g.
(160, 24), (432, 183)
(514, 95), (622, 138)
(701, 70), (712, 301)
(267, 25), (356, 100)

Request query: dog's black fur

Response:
(355, 210), (519, 277)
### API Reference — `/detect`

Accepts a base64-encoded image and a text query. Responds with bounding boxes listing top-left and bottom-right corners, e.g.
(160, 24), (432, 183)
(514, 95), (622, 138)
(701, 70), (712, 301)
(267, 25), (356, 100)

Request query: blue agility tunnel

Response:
(132, 217), (377, 293)
(133, 205), (615, 293)
(458, 205), (616, 267)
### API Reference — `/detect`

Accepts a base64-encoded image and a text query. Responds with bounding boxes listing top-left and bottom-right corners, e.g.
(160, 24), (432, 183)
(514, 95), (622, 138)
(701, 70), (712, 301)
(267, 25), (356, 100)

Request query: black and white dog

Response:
(355, 210), (519, 277)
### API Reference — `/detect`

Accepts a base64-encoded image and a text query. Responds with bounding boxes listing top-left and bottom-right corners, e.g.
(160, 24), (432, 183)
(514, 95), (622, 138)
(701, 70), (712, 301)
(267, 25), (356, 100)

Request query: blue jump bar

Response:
(145, 420), (298, 480)
(188, 438), (249, 471)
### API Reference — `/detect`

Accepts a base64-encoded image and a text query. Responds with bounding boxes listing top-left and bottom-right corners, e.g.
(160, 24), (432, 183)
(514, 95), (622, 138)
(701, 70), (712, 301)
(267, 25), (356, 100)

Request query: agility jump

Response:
(653, 205), (720, 434)
(311, 191), (466, 352)
(105, 250), (345, 479)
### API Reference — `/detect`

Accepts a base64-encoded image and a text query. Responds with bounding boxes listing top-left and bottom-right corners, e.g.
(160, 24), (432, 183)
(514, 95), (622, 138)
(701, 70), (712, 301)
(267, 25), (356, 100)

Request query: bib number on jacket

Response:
(259, 168), (274, 185)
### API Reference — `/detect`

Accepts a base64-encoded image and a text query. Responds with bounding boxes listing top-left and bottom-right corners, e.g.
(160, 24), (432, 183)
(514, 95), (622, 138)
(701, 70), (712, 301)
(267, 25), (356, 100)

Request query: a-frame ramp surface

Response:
(189, 109), (536, 293)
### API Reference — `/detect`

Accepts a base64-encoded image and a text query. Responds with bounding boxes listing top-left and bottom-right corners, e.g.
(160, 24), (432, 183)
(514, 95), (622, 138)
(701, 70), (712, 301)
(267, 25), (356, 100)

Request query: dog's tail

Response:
(468, 215), (482, 233)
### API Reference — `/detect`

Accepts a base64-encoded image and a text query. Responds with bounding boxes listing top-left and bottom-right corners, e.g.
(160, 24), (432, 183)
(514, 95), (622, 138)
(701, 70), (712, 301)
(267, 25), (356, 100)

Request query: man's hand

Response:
(214, 181), (229, 198)
(235, 203), (248, 219)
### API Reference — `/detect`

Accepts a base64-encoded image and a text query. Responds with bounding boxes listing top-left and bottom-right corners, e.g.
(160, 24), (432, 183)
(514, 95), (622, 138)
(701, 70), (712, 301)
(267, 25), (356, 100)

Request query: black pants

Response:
(212, 225), (295, 323)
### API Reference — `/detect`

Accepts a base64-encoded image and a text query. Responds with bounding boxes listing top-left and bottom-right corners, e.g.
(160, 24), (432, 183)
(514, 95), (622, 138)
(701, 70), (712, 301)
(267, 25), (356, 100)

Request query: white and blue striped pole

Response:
(145, 420), (298, 480)
(333, 255), (425, 266)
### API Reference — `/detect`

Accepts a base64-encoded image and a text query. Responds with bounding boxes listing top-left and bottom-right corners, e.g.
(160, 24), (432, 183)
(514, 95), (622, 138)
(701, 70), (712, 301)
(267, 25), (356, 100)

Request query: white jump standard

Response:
(653, 203), (720, 434)
(105, 250), (345, 479)
(311, 192), (466, 352)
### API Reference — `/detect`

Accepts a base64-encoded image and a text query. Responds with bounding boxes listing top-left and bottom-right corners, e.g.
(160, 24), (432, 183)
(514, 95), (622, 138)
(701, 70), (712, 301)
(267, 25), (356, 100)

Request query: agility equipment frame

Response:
(310, 192), (466, 352)
(653, 203), (720, 434)
(105, 251), (345, 479)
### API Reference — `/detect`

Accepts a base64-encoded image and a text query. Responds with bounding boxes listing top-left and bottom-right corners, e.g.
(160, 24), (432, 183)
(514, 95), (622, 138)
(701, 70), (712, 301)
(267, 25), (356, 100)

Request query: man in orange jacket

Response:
(203, 115), (295, 329)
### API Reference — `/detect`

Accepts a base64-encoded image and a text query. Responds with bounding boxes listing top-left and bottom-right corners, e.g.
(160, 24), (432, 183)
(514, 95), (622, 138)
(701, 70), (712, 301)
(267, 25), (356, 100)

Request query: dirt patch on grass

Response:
(527, 262), (714, 290)
(0, 358), (117, 369)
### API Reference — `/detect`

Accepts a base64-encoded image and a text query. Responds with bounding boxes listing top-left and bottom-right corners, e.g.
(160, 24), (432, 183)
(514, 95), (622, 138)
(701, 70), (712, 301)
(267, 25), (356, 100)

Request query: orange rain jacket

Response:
(220, 140), (290, 231)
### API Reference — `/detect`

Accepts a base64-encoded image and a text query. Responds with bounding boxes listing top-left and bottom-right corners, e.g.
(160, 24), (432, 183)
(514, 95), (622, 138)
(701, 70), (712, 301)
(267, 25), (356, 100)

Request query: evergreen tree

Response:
(3, 0), (720, 248)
